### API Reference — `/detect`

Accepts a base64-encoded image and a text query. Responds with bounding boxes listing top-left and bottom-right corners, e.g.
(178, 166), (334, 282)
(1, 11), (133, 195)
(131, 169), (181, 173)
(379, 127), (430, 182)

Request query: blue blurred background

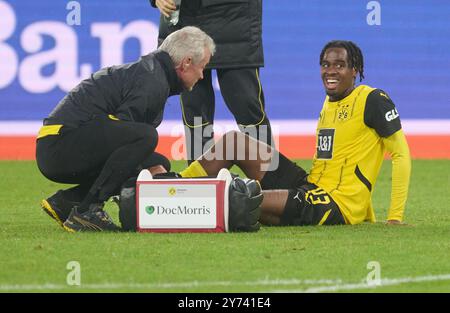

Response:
(1, 0), (449, 121)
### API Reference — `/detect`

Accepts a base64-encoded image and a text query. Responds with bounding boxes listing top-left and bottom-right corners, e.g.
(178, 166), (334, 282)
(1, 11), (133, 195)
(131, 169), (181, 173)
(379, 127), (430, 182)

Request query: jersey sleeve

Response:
(382, 130), (411, 222)
(364, 89), (402, 138)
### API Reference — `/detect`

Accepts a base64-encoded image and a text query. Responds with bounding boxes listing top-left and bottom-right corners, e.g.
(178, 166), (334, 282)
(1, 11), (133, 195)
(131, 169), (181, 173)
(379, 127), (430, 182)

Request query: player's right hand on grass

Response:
(386, 220), (412, 226)
(228, 177), (263, 232)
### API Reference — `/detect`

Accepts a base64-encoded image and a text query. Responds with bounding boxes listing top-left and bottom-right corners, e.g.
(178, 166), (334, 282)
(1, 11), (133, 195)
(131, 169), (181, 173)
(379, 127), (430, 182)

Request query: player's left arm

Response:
(382, 129), (411, 224)
(365, 89), (411, 224)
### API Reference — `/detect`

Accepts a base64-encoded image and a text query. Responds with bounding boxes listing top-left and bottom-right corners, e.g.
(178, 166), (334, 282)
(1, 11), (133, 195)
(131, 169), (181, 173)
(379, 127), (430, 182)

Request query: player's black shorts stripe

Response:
(355, 165), (372, 191)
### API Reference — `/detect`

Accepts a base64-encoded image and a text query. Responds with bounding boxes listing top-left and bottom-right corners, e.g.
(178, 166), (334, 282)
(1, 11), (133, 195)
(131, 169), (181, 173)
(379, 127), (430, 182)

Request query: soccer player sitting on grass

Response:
(148, 40), (412, 227)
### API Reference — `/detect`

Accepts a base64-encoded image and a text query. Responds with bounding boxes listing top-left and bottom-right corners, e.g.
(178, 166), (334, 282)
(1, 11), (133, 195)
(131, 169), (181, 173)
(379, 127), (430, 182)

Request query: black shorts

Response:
(281, 183), (346, 226)
(260, 151), (345, 225)
(259, 151), (308, 190)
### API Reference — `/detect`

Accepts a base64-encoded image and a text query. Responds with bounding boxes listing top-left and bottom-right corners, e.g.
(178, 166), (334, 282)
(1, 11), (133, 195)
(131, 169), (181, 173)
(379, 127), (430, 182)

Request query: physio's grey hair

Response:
(159, 26), (216, 66)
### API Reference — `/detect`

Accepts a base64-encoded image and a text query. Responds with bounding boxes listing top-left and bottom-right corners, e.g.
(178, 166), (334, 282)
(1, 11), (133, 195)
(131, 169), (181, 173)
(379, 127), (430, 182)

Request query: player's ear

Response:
(353, 67), (359, 80)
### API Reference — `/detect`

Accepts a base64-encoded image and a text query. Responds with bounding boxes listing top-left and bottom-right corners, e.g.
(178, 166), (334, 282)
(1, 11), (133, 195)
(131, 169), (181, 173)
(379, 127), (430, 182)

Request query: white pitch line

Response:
(268, 274), (450, 293)
(2, 274), (450, 292)
(0, 278), (342, 291)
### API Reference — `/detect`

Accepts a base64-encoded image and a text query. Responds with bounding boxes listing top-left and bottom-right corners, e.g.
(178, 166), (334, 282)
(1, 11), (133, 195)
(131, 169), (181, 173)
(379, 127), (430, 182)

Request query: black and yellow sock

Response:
(179, 160), (208, 178)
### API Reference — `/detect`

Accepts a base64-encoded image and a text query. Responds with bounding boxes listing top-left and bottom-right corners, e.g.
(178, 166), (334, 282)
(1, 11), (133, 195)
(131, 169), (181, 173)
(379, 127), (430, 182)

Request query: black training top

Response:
(44, 50), (183, 128)
(150, 0), (264, 69)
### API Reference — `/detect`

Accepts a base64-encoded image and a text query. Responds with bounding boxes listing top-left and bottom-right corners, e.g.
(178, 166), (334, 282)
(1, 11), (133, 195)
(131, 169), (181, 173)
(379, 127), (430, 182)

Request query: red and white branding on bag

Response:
(136, 170), (231, 233)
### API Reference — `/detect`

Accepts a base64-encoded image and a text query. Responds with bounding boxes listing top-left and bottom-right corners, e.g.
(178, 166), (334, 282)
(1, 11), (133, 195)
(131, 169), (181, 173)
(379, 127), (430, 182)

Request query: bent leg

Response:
(196, 131), (307, 188)
(197, 131), (276, 181)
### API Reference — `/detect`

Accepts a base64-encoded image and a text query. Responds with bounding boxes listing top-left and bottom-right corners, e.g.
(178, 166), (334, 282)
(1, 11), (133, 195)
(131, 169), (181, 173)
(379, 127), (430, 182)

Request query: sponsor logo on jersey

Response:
(385, 108), (399, 122)
(317, 128), (335, 159)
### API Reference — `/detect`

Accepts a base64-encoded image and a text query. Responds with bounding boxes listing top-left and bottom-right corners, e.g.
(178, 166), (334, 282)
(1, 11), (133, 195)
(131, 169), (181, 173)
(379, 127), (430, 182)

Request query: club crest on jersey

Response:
(337, 105), (350, 122)
(385, 108), (399, 122)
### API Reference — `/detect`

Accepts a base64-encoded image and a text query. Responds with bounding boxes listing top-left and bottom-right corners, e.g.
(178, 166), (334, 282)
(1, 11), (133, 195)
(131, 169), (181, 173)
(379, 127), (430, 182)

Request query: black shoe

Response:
(41, 190), (79, 226)
(63, 203), (121, 232)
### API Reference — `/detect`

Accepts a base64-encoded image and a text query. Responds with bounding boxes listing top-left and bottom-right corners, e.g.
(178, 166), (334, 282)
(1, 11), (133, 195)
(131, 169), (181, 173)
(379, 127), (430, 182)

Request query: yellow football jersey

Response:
(307, 85), (402, 224)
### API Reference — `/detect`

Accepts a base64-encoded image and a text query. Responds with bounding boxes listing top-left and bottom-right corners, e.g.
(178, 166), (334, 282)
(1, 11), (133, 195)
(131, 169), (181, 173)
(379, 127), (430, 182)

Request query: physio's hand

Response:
(156, 0), (176, 17)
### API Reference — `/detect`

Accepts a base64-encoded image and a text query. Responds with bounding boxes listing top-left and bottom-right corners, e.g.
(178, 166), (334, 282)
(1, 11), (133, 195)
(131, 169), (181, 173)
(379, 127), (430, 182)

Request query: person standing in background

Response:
(150, 0), (274, 163)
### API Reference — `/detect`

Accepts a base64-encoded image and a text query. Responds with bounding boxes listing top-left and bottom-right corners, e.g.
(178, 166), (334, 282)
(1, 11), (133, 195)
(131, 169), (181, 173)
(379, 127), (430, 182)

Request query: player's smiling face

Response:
(320, 47), (357, 101)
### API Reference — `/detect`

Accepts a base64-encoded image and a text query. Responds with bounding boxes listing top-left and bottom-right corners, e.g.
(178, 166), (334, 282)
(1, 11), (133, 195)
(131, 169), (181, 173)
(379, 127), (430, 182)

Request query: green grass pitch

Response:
(0, 160), (449, 293)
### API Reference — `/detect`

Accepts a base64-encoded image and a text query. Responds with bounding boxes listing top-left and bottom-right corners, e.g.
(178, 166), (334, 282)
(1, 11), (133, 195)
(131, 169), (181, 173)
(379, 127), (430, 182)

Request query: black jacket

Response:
(150, 0), (264, 69)
(45, 51), (182, 128)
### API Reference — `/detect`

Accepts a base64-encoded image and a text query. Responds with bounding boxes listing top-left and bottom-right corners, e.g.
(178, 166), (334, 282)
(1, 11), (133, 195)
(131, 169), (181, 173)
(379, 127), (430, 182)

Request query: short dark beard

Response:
(327, 85), (355, 102)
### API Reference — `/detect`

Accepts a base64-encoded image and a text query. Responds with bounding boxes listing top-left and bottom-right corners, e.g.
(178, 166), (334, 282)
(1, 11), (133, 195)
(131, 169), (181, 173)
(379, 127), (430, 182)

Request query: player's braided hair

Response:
(319, 40), (365, 81)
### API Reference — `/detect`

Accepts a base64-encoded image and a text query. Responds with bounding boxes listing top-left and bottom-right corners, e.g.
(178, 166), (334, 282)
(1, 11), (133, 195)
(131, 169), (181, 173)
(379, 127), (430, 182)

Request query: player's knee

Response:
(218, 130), (239, 147)
(223, 130), (249, 143)
(223, 130), (240, 138)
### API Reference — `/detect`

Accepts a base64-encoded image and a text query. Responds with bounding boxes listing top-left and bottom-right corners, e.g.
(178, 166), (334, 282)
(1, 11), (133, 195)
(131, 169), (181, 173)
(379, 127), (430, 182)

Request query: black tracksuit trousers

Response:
(36, 116), (169, 206)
